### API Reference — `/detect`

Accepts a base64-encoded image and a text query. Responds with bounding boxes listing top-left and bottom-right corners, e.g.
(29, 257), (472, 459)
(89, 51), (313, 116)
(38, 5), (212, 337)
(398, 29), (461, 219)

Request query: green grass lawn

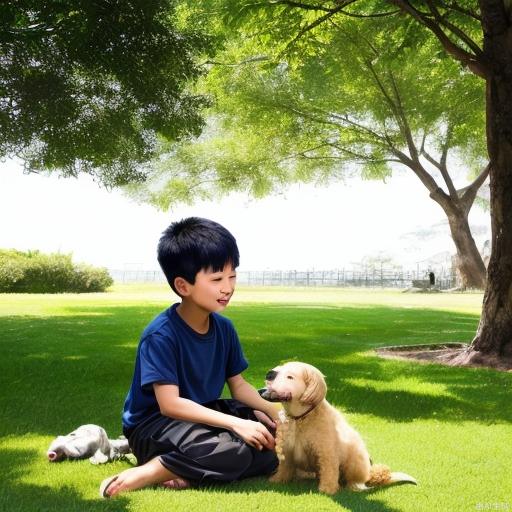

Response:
(1, 285), (510, 512)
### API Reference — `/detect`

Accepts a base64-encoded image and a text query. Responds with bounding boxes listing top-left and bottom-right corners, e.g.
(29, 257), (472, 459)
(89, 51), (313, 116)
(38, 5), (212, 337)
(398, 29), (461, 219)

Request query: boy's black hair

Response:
(157, 217), (240, 294)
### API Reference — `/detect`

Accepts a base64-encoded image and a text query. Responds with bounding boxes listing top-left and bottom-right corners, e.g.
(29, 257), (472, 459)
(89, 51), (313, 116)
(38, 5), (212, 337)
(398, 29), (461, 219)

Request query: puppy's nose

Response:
(265, 370), (278, 381)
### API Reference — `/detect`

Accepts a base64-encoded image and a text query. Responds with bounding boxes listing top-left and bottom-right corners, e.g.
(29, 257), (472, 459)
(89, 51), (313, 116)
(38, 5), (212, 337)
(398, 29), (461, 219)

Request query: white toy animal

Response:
(47, 424), (131, 464)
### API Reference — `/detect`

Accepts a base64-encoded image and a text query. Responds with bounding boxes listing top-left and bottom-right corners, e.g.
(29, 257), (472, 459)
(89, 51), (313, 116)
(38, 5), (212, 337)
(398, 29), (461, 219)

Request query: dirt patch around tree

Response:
(375, 343), (512, 371)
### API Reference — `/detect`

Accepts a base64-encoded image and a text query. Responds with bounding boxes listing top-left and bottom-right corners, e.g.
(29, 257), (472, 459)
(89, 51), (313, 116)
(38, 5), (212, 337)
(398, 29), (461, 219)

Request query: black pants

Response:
(124, 399), (278, 485)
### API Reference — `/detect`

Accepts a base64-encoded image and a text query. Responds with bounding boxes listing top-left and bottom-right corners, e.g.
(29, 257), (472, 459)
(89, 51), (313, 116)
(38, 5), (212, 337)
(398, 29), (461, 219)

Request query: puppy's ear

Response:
(300, 366), (327, 405)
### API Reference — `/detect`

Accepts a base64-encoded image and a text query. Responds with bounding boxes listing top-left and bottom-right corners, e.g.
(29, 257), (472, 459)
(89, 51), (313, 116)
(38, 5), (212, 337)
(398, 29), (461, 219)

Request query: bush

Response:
(0, 249), (113, 293)
(71, 263), (114, 293)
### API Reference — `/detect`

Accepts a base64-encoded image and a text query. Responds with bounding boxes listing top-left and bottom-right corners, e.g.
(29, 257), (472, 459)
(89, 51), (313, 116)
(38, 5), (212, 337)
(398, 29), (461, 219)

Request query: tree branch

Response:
(326, 112), (389, 144)
(419, 131), (427, 154)
(276, 142), (336, 162)
(372, 134), (446, 199)
(421, 148), (443, 172)
(338, 8), (401, 18)
(438, 161), (458, 201)
(273, 97), (389, 146)
(269, 0), (333, 12)
(459, 162), (491, 213)
(424, 0), (483, 57)
(409, 160), (446, 196)
(333, 110), (453, 203)
(202, 55), (269, 67)
(439, 1), (482, 22)
(265, 101), (392, 151)
(364, 58), (400, 117)
(325, 142), (401, 164)
(429, 185), (453, 210)
(419, 129), (458, 200)
(365, 59), (424, 167)
(387, 71), (421, 162)
(325, 17), (420, 163)
(438, 125), (458, 199)
(387, 0), (489, 78)
(279, 4), (350, 55)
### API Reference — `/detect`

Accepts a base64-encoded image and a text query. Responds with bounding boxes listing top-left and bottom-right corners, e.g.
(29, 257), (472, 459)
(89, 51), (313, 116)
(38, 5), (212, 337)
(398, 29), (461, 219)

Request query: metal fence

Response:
(237, 269), (455, 289)
(109, 268), (456, 289)
(109, 269), (166, 283)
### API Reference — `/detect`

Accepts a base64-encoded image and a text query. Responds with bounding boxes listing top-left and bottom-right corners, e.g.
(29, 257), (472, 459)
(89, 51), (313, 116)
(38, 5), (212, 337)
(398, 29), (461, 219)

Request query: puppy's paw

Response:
(318, 481), (340, 495)
(269, 472), (291, 484)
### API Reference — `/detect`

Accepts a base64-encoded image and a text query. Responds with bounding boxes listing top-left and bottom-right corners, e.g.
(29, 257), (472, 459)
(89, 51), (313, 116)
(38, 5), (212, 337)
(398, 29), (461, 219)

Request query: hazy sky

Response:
(0, 158), (490, 271)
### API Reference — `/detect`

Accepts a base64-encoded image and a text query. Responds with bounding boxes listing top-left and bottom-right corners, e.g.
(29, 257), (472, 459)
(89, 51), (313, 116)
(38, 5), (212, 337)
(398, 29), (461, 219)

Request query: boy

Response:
(100, 217), (279, 497)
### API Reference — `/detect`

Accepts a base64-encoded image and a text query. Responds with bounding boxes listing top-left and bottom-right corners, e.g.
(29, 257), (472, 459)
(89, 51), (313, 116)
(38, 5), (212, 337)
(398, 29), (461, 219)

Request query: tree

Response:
(213, 0), (512, 367)
(130, 15), (489, 288)
(0, 0), (212, 187)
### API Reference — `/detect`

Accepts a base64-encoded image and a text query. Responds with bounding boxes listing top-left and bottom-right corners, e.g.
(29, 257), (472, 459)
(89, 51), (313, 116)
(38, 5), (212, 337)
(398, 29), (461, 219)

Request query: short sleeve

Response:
(139, 334), (179, 390)
(225, 326), (249, 378)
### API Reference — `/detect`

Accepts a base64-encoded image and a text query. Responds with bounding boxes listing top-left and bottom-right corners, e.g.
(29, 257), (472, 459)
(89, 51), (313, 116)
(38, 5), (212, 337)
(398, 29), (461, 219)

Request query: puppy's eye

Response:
(266, 370), (278, 381)
(287, 375), (294, 380)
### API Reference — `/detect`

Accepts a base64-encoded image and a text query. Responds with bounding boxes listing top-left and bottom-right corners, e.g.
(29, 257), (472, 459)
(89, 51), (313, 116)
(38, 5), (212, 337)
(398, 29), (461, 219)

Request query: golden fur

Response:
(264, 362), (416, 494)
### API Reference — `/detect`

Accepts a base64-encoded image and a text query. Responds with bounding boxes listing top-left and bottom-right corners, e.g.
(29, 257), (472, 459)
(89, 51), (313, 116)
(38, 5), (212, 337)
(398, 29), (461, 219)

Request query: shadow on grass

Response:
(311, 357), (512, 424)
(209, 476), (406, 512)
(0, 446), (129, 512)
(0, 302), (510, 440)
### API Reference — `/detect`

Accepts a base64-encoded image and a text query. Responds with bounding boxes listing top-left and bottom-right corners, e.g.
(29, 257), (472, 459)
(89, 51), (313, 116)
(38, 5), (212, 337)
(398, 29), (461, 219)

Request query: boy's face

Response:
(181, 263), (237, 313)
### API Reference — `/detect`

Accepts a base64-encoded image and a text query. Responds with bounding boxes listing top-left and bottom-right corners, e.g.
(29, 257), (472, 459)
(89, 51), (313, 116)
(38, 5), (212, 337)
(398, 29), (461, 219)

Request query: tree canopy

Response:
(0, 0), (213, 186)
(130, 14), (486, 209)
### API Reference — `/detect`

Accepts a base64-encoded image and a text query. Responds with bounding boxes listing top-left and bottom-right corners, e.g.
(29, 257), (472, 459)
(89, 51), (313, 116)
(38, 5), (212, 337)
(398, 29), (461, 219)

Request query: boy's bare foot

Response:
(100, 475), (120, 498)
(100, 457), (185, 498)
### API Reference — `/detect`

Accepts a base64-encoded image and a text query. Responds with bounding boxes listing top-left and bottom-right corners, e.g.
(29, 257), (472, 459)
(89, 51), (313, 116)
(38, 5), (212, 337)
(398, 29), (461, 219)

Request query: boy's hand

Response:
(231, 418), (275, 451)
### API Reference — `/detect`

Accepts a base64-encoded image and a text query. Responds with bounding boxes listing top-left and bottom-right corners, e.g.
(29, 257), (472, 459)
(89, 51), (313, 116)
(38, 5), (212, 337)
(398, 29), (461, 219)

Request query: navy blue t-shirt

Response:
(122, 303), (249, 431)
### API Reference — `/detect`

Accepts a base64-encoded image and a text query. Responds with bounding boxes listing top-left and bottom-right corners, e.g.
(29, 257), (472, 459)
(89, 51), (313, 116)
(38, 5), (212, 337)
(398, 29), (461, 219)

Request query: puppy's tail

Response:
(366, 464), (417, 488)
(350, 464), (417, 491)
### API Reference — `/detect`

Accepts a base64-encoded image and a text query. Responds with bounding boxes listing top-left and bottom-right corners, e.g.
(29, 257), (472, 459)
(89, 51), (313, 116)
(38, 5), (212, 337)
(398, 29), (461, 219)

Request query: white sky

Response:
(0, 158), (490, 272)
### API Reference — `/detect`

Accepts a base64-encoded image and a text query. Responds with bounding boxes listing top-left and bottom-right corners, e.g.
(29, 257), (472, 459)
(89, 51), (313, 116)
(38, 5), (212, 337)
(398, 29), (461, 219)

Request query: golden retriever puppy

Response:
(261, 362), (416, 494)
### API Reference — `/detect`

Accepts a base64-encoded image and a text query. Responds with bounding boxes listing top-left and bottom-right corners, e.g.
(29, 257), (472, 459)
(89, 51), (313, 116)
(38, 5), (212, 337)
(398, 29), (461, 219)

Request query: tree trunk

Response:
(445, 210), (487, 289)
(451, 7), (512, 367)
(428, 186), (487, 289)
